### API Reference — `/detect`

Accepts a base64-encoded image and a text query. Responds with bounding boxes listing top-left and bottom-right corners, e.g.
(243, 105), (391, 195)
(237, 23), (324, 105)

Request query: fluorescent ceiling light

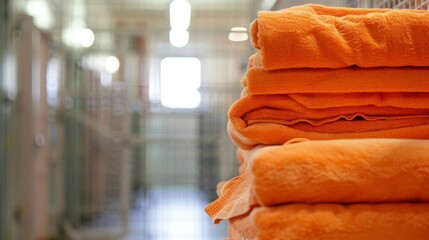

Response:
(170, 0), (191, 30)
(26, 0), (54, 30)
(231, 27), (247, 32)
(105, 56), (120, 74)
(100, 72), (112, 87)
(82, 54), (119, 73)
(169, 29), (189, 48)
(62, 19), (86, 48)
(62, 26), (81, 48)
(80, 28), (95, 48)
(228, 32), (248, 42)
(229, 27), (248, 42)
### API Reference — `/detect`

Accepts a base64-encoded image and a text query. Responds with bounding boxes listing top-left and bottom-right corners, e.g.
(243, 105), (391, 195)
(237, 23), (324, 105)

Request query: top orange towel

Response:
(250, 4), (429, 70)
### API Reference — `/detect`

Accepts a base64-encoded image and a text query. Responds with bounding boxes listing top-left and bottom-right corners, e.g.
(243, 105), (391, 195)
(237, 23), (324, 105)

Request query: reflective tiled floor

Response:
(123, 187), (226, 240)
(72, 187), (225, 239)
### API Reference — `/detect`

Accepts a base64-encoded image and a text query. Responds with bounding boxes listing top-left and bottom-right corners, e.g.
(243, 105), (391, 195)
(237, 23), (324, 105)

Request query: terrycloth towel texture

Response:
(206, 172), (254, 224)
(229, 204), (429, 240)
(208, 4), (429, 239)
(250, 4), (429, 70)
(242, 66), (429, 96)
(205, 139), (429, 223)
(228, 92), (429, 149)
(227, 224), (247, 240)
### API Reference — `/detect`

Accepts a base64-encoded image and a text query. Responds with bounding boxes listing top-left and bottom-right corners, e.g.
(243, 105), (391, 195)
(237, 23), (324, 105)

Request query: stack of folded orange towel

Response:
(205, 4), (429, 240)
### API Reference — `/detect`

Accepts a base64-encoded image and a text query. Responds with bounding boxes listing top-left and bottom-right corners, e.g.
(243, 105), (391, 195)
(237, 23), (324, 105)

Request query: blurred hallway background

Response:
(1, 0), (426, 239)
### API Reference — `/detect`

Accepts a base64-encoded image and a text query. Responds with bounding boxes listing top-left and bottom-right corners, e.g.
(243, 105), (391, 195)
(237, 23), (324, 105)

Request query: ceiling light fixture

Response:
(228, 27), (248, 42)
(105, 56), (120, 74)
(26, 0), (54, 30)
(80, 28), (95, 48)
(170, 0), (191, 30)
(169, 29), (189, 48)
(169, 0), (191, 47)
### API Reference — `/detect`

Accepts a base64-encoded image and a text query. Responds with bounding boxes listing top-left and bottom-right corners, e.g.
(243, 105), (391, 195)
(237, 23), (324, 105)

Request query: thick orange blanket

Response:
(205, 139), (429, 223)
(250, 4), (429, 70)
(243, 66), (429, 96)
(230, 204), (429, 240)
(228, 93), (429, 149)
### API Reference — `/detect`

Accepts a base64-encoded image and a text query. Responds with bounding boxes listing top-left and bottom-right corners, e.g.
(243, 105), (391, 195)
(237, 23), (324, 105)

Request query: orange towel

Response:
(205, 139), (429, 223)
(250, 4), (429, 70)
(250, 139), (429, 205)
(228, 93), (429, 149)
(230, 204), (429, 240)
(243, 66), (429, 96)
(227, 223), (245, 240)
(205, 172), (255, 224)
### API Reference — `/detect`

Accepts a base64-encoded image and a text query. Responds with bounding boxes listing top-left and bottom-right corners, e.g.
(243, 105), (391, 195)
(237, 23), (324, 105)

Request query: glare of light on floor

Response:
(156, 202), (202, 240)
(46, 58), (59, 106)
(100, 72), (112, 87)
(146, 190), (205, 240)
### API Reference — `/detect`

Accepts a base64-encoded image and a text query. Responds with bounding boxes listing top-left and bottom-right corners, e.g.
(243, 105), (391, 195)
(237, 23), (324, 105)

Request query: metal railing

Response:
(347, 0), (429, 8)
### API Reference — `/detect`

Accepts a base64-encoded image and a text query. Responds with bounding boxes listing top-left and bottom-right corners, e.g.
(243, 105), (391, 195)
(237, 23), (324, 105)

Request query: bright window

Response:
(160, 57), (201, 109)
